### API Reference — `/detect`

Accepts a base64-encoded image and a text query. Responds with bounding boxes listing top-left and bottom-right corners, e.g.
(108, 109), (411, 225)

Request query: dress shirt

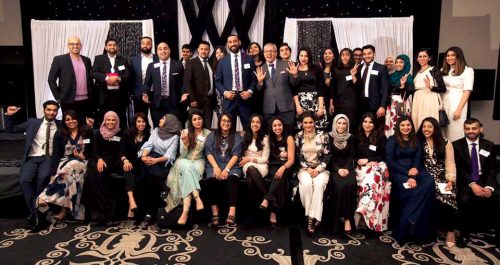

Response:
(28, 118), (56, 157)
(141, 53), (154, 85)
(267, 59), (277, 78)
(361, 61), (374, 97)
(199, 56), (214, 95)
(230, 52), (244, 91)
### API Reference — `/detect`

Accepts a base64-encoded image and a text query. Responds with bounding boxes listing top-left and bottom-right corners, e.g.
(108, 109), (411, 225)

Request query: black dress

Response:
(329, 135), (357, 233)
(120, 130), (150, 192)
(265, 136), (292, 212)
(332, 67), (357, 132)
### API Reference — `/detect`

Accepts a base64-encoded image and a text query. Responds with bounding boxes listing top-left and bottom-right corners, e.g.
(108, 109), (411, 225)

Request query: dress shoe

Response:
(30, 217), (44, 233)
(456, 236), (469, 248)
(25, 214), (35, 226)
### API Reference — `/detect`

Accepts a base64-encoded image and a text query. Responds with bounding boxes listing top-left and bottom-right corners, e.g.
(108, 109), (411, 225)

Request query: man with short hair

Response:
(129, 36), (159, 117)
(48, 36), (93, 123)
(353, 47), (363, 65)
(4, 101), (62, 232)
(180, 44), (193, 69)
(453, 118), (498, 247)
(279, 43), (292, 61)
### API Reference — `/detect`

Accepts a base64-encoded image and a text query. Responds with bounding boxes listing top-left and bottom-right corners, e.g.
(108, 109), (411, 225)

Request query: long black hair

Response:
(394, 116), (418, 148)
(268, 116), (290, 152)
(297, 47), (319, 72)
(126, 112), (151, 139)
(187, 109), (204, 152)
(242, 114), (266, 152)
(215, 112), (236, 155)
(337, 48), (355, 69)
(417, 117), (446, 160)
(61, 110), (89, 139)
(357, 112), (381, 145)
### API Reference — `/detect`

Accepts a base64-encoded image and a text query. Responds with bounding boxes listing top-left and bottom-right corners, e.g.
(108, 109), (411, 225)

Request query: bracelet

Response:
(225, 168), (230, 173)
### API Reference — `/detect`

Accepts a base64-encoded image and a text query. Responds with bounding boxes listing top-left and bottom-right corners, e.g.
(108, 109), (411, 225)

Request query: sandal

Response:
(226, 214), (236, 226)
(209, 215), (219, 227)
(307, 217), (316, 234)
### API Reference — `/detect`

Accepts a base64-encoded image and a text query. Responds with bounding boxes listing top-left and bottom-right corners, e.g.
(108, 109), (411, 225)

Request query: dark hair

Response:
(358, 112), (381, 145)
(268, 116), (290, 153)
(127, 112), (151, 139)
(242, 114), (265, 152)
(353, 47), (362, 53)
(441, 46), (468, 76)
(199, 41), (210, 48)
(61, 110), (89, 139)
(247, 42), (264, 64)
(464, 117), (482, 127)
(187, 109), (204, 152)
(140, 36), (152, 42)
(43, 100), (60, 110)
(181, 43), (191, 50)
(210, 45), (228, 70)
(297, 47), (318, 72)
(279, 43), (291, 52)
(300, 111), (317, 123)
(227, 34), (239, 41)
(362, 45), (375, 53)
(320, 47), (336, 69)
(394, 116), (417, 148)
(215, 112), (236, 155)
(417, 117), (446, 160)
(337, 48), (355, 69)
(105, 38), (118, 46)
(414, 48), (433, 73)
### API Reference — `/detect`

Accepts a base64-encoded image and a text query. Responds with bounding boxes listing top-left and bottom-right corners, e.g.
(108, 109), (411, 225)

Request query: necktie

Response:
(234, 54), (241, 91)
(269, 63), (275, 79)
(361, 63), (370, 96)
(161, 61), (168, 96)
(203, 59), (209, 77)
(45, 121), (51, 157)
(470, 143), (479, 181)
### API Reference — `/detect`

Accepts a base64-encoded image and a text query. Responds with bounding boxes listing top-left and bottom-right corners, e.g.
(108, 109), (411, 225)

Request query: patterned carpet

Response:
(0, 219), (498, 265)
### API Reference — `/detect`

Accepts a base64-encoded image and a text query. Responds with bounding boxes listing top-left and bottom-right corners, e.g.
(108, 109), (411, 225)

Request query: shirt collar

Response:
(107, 53), (116, 59)
(466, 138), (479, 146)
(160, 58), (171, 64)
(267, 59), (277, 66)
(141, 52), (153, 59)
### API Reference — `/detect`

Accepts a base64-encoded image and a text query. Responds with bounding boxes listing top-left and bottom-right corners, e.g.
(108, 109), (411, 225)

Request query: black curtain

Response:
(107, 23), (143, 62)
(297, 21), (332, 64)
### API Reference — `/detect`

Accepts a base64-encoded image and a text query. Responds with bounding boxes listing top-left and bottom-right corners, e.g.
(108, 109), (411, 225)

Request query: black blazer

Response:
(129, 53), (159, 100)
(355, 62), (390, 111)
(183, 56), (213, 108)
(141, 59), (184, 109)
(91, 54), (130, 105)
(453, 137), (498, 200)
(48, 54), (93, 104)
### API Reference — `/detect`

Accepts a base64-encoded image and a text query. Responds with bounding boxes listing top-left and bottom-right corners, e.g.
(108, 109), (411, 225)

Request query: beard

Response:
(141, 47), (152, 54)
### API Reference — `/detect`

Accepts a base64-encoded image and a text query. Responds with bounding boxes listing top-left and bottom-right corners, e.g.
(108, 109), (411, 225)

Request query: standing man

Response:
(142, 42), (184, 127)
(279, 43), (292, 61)
(453, 118), (498, 247)
(180, 44), (193, 69)
(129, 36), (159, 117)
(255, 43), (295, 130)
(182, 41), (214, 128)
(353, 47), (363, 65)
(215, 34), (256, 129)
(4, 101), (61, 232)
(91, 38), (129, 127)
(48, 36), (93, 122)
(355, 45), (389, 124)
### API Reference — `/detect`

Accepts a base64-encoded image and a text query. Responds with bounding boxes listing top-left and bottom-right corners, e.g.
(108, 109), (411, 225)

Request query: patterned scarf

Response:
(330, 114), (351, 150)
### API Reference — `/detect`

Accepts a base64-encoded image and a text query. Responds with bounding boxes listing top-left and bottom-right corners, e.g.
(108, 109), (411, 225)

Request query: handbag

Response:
(437, 94), (450, 127)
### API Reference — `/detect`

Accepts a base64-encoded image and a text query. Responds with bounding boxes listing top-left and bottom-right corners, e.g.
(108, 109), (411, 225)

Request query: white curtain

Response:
(283, 16), (413, 65)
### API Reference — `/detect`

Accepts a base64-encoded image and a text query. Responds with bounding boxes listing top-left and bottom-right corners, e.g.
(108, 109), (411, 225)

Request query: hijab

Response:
(158, 114), (181, 141)
(99, 111), (120, 140)
(389, 54), (414, 87)
(330, 114), (351, 150)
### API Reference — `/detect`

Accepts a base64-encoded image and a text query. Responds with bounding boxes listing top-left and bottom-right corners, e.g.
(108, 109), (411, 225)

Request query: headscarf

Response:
(389, 54), (414, 87)
(330, 114), (351, 150)
(158, 114), (181, 141)
(99, 111), (120, 140)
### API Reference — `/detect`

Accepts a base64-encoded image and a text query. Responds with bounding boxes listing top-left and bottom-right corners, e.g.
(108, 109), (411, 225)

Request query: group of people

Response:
(4, 34), (498, 249)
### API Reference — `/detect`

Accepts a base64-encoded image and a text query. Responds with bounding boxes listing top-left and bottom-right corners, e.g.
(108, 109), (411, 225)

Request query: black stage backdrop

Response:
(18, 0), (442, 117)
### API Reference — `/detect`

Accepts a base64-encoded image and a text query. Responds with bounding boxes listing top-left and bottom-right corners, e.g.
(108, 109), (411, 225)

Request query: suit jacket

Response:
(91, 54), (130, 106)
(453, 137), (498, 200)
(4, 115), (62, 164)
(141, 59), (184, 109)
(256, 60), (294, 114)
(47, 54), (93, 104)
(215, 52), (256, 109)
(355, 62), (389, 111)
(184, 56), (213, 108)
(129, 53), (159, 100)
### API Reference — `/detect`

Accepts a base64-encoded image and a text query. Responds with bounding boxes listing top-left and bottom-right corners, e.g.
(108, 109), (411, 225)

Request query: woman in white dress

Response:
(441, 47), (474, 142)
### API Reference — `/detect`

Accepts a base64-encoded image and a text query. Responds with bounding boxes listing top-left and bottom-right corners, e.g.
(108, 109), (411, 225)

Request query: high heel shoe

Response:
(307, 217), (316, 234)
(226, 214), (236, 226)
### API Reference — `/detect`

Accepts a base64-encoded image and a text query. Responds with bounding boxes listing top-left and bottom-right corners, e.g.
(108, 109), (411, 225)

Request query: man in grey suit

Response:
(255, 43), (295, 131)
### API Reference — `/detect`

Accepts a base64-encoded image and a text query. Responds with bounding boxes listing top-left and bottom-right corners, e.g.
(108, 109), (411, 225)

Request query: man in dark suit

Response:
(179, 43), (193, 69)
(215, 34), (256, 129)
(91, 38), (129, 127)
(142, 42), (184, 127)
(4, 101), (62, 232)
(48, 36), (93, 123)
(129, 36), (159, 118)
(182, 41), (214, 128)
(355, 45), (389, 124)
(255, 43), (295, 131)
(453, 118), (498, 247)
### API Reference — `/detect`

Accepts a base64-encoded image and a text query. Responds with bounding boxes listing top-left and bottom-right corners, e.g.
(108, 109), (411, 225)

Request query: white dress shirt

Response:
(141, 53), (154, 85)
(361, 61), (374, 97)
(28, 118), (56, 157)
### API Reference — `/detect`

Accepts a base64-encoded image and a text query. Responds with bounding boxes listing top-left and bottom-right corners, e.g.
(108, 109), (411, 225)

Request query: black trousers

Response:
(458, 191), (499, 241)
(61, 99), (92, 124)
(435, 200), (457, 232)
(206, 175), (238, 207)
(246, 165), (290, 212)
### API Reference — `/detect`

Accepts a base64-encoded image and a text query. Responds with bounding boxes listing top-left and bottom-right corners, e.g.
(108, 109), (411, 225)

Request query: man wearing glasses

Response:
(48, 36), (93, 123)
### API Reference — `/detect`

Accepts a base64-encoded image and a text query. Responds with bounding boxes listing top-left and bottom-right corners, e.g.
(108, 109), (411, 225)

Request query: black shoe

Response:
(456, 236), (469, 248)
(29, 217), (43, 233)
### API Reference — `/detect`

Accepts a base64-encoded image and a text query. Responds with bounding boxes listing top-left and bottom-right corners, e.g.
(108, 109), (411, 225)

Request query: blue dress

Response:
(386, 136), (435, 243)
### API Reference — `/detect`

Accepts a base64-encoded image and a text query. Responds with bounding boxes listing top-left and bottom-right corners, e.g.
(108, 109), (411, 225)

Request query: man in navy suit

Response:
(4, 100), (61, 232)
(355, 44), (389, 125)
(215, 34), (256, 129)
(129, 36), (159, 117)
(142, 42), (184, 127)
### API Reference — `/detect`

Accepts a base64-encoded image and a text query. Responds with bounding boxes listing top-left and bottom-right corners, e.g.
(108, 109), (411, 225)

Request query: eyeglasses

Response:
(221, 119), (232, 124)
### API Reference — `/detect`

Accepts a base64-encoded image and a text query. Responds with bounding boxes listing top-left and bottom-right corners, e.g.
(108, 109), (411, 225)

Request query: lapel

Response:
(462, 138), (471, 167)
(103, 55), (113, 72)
(478, 139), (486, 169)
(64, 54), (76, 80)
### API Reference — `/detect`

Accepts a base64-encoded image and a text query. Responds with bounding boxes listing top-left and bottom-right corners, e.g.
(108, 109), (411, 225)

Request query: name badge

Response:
(479, 149), (490, 157)
(345, 75), (353, 81)
(118, 65), (125, 71)
(111, 136), (121, 142)
(197, 135), (206, 142)
(83, 139), (90, 144)
(369, 144), (377, 151)
(154, 63), (161, 68)
(244, 63), (251, 69)
(371, 70), (379, 75)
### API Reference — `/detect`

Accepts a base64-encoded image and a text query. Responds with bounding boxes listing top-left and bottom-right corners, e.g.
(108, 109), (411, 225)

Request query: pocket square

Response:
(280, 71), (286, 74)
(172, 72), (179, 75)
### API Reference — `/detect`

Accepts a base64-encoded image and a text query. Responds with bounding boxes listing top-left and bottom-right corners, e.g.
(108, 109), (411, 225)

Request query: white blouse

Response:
(443, 66), (474, 91)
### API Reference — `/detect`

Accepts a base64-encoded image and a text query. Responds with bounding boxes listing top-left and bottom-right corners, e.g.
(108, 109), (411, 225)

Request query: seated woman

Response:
(205, 112), (243, 226)
(37, 110), (92, 221)
(165, 110), (211, 225)
(260, 117), (295, 226)
(85, 111), (122, 222)
(417, 117), (457, 248)
(138, 114), (180, 223)
(295, 111), (331, 234)
(329, 114), (357, 234)
(355, 112), (390, 232)
(386, 116), (436, 244)
(120, 112), (151, 220)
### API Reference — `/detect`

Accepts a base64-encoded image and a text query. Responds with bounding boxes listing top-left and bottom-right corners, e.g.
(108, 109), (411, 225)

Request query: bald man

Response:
(48, 36), (93, 122)
(142, 42), (184, 127)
